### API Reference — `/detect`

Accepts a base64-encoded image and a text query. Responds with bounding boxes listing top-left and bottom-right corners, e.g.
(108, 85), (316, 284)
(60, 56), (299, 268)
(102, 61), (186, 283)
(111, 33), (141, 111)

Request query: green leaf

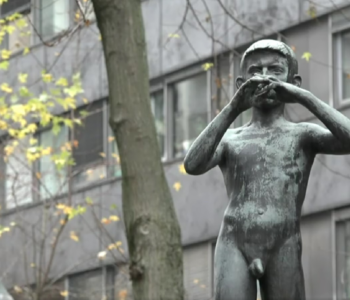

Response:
(19, 86), (31, 97)
(85, 197), (93, 205)
(55, 77), (68, 87)
(0, 60), (9, 70)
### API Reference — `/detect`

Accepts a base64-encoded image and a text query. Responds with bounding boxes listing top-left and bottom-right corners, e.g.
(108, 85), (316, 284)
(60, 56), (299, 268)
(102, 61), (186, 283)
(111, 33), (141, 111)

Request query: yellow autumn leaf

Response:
(23, 47), (30, 55)
(108, 243), (116, 250)
(56, 203), (65, 210)
(202, 62), (214, 71)
(29, 138), (38, 145)
(60, 290), (69, 297)
(99, 152), (106, 158)
(109, 215), (119, 222)
(70, 231), (79, 242)
(60, 219), (66, 225)
(101, 218), (111, 224)
(18, 73), (28, 83)
(55, 77), (68, 87)
(301, 52), (312, 62)
(179, 164), (187, 174)
(168, 33), (180, 38)
(0, 60), (9, 70)
(35, 172), (41, 179)
(1, 49), (11, 59)
(1, 83), (12, 93)
(42, 73), (53, 83)
(108, 136), (115, 142)
(83, 97), (88, 104)
(119, 289), (128, 300)
(173, 182), (182, 191)
(112, 153), (120, 163)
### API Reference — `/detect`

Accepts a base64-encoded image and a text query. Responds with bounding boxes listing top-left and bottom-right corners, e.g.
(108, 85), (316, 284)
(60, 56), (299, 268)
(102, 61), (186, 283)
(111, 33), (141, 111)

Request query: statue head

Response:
(236, 39), (302, 109)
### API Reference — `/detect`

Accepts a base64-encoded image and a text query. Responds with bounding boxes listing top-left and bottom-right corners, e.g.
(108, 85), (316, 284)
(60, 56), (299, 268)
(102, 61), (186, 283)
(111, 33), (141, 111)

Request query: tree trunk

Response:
(91, 1), (184, 299)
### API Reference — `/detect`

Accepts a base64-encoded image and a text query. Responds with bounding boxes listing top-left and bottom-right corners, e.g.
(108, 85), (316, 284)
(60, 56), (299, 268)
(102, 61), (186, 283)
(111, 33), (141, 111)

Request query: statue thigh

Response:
(259, 234), (306, 300)
(214, 238), (257, 300)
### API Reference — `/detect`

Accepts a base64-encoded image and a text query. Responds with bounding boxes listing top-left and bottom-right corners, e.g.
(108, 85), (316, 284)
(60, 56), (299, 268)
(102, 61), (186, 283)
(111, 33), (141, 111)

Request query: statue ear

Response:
(236, 76), (245, 89)
(293, 75), (302, 87)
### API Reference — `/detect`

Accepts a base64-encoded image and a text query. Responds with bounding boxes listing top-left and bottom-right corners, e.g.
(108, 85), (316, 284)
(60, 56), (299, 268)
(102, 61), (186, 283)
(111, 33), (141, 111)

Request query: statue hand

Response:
(232, 76), (271, 112)
(254, 77), (301, 104)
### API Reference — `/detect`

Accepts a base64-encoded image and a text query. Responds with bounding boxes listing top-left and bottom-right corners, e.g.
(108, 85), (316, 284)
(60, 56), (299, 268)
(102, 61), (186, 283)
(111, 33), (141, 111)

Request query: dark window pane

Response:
(172, 73), (208, 158)
(72, 102), (103, 170)
(1, 0), (30, 16)
(342, 30), (350, 100)
(336, 220), (350, 299)
(40, 0), (70, 38)
(150, 91), (165, 156)
(69, 269), (103, 300)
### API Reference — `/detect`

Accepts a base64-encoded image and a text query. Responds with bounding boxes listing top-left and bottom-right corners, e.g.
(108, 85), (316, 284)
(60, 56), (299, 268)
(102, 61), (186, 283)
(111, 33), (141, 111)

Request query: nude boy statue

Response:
(184, 39), (350, 300)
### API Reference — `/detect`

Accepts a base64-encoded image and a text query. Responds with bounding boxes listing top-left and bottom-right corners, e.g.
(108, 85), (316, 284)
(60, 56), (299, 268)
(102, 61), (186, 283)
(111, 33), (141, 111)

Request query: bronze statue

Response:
(184, 39), (350, 300)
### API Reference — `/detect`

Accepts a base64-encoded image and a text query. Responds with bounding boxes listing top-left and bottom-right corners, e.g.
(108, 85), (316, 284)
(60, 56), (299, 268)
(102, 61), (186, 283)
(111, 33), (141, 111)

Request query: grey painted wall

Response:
(1, 0), (350, 297)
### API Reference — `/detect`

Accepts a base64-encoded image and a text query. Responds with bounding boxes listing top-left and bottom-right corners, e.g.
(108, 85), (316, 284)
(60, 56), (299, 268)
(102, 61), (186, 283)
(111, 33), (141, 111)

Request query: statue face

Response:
(243, 50), (289, 109)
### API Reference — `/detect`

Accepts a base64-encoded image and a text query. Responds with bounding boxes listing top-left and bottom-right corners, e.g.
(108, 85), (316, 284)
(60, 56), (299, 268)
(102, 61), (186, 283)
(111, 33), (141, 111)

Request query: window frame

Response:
(165, 67), (211, 159)
(0, 0), (31, 18)
(66, 266), (115, 300)
(333, 25), (350, 106)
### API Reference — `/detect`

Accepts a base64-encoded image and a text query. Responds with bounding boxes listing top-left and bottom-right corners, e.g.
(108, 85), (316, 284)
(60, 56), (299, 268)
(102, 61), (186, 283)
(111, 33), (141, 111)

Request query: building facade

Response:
(0, 0), (350, 299)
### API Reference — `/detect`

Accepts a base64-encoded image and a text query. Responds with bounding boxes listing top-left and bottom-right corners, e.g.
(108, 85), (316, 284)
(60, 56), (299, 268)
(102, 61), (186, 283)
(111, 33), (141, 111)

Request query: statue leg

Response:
(259, 234), (306, 300)
(214, 238), (257, 300)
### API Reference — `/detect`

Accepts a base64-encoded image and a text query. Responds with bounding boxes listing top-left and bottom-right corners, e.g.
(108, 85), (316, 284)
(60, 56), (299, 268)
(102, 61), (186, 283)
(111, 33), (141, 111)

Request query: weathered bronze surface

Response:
(184, 39), (350, 300)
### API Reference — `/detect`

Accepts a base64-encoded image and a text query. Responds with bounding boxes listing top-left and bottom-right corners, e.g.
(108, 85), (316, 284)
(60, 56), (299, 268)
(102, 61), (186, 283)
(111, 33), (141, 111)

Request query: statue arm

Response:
(184, 101), (241, 175)
(298, 91), (350, 154)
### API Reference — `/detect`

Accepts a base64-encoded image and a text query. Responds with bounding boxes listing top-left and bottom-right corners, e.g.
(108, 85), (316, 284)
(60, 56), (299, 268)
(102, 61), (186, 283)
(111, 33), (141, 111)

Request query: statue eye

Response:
(270, 66), (283, 73)
(249, 67), (261, 74)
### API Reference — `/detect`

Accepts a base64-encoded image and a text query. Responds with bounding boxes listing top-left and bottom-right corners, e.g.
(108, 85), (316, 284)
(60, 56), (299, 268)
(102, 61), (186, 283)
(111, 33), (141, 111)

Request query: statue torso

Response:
(218, 121), (315, 255)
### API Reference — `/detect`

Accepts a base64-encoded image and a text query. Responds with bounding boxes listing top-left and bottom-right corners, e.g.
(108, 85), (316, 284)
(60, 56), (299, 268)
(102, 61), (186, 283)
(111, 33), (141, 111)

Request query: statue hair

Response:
(240, 39), (298, 79)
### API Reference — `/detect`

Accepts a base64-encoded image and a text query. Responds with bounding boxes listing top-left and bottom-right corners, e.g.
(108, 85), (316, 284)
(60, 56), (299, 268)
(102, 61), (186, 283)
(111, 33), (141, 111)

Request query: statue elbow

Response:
(183, 158), (201, 175)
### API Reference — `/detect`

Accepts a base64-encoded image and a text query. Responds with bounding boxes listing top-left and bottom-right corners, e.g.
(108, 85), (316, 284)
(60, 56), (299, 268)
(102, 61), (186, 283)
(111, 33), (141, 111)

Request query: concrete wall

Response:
(301, 212), (334, 300)
(1, 0), (350, 298)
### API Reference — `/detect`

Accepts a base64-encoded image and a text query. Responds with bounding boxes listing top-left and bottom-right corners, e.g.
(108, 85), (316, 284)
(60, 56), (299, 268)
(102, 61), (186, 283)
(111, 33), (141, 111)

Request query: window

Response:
(150, 90), (165, 157)
(211, 55), (233, 116)
(38, 126), (68, 200)
(39, 0), (70, 38)
(0, 0), (32, 51)
(4, 139), (33, 209)
(341, 31), (350, 100)
(0, 0), (30, 16)
(72, 101), (106, 187)
(334, 29), (350, 102)
(171, 73), (209, 158)
(108, 127), (122, 178)
(68, 268), (114, 300)
(336, 219), (350, 299)
(75, 0), (95, 22)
